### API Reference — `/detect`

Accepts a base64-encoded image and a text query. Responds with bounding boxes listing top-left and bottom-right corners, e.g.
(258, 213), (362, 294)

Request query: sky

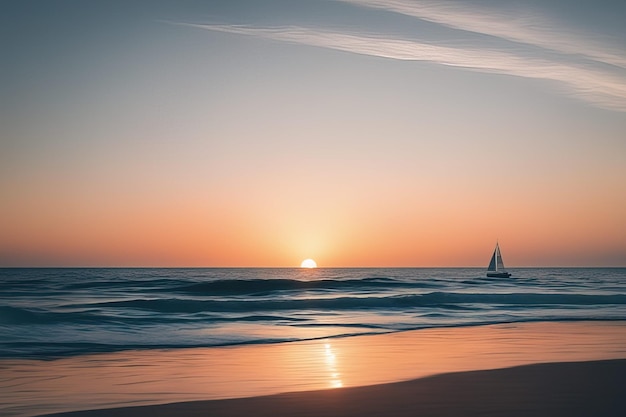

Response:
(1, 0), (625, 267)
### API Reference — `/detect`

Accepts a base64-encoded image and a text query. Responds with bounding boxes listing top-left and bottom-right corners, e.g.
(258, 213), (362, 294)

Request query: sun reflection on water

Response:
(324, 342), (343, 388)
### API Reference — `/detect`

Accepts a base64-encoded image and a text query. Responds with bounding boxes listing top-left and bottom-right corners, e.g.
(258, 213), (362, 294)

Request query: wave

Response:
(5, 291), (624, 326)
(169, 277), (429, 295)
(81, 292), (626, 314)
(3, 268), (625, 360)
(3, 316), (625, 359)
(0, 305), (129, 325)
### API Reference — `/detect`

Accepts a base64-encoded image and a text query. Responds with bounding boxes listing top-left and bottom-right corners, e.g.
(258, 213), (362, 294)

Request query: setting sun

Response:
(300, 259), (317, 268)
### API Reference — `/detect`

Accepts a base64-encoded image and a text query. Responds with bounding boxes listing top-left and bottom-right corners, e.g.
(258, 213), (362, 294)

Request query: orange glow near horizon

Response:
(1, 187), (625, 267)
(1, 150), (625, 267)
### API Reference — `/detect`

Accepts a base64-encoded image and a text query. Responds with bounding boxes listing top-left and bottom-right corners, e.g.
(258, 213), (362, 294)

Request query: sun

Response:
(300, 258), (317, 268)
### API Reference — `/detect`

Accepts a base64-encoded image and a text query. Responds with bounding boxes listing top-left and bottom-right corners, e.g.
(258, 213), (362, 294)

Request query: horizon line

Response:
(1, 265), (624, 269)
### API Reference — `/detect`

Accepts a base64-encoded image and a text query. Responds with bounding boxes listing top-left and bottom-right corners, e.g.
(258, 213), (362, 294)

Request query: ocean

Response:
(2, 267), (625, 360)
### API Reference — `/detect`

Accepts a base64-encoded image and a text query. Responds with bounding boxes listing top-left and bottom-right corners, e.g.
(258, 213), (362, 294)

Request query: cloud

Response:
(339, 0), (626, 70)
(180, 22), (626, 112)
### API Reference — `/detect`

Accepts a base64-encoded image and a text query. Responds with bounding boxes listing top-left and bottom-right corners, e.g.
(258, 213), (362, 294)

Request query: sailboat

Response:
(486, 242), (511, 278)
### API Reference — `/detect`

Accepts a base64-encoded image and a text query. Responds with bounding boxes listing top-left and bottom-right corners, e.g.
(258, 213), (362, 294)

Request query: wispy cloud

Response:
(340, 0), (626, 70)
(179, 21), (626, 112)
(175, 0), (626, 113)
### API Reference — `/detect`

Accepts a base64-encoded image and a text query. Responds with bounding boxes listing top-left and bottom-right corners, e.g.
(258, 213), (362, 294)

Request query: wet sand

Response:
(43, 359), (626, 417)
(2, 321), (624, 417)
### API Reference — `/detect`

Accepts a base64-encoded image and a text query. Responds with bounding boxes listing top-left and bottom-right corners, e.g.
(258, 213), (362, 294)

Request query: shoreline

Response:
(2, 321), (626, 417)
(41, 359), (626, 417)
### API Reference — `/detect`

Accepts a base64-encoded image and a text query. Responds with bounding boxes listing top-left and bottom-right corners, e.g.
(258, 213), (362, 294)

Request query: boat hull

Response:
(486, 272), (512, 278)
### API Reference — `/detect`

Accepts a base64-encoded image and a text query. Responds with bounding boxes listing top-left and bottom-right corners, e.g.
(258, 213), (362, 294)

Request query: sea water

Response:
(2, 267), (625, 359)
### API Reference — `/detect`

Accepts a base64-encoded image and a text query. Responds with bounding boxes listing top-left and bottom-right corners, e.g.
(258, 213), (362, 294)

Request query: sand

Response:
(3, 321), (624, 417)
(41, 359), (626, 417)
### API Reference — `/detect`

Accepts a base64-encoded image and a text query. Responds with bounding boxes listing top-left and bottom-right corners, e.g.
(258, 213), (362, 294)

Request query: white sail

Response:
(487, 243), (510, 277)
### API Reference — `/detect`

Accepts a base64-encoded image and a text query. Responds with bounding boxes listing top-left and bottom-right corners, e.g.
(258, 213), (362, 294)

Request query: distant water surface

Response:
(1, 268), (625, 359)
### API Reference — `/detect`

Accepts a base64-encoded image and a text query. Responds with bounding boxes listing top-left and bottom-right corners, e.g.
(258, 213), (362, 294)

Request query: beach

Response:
(2, 321), (625, 417)
(41, 359), (626, 417)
